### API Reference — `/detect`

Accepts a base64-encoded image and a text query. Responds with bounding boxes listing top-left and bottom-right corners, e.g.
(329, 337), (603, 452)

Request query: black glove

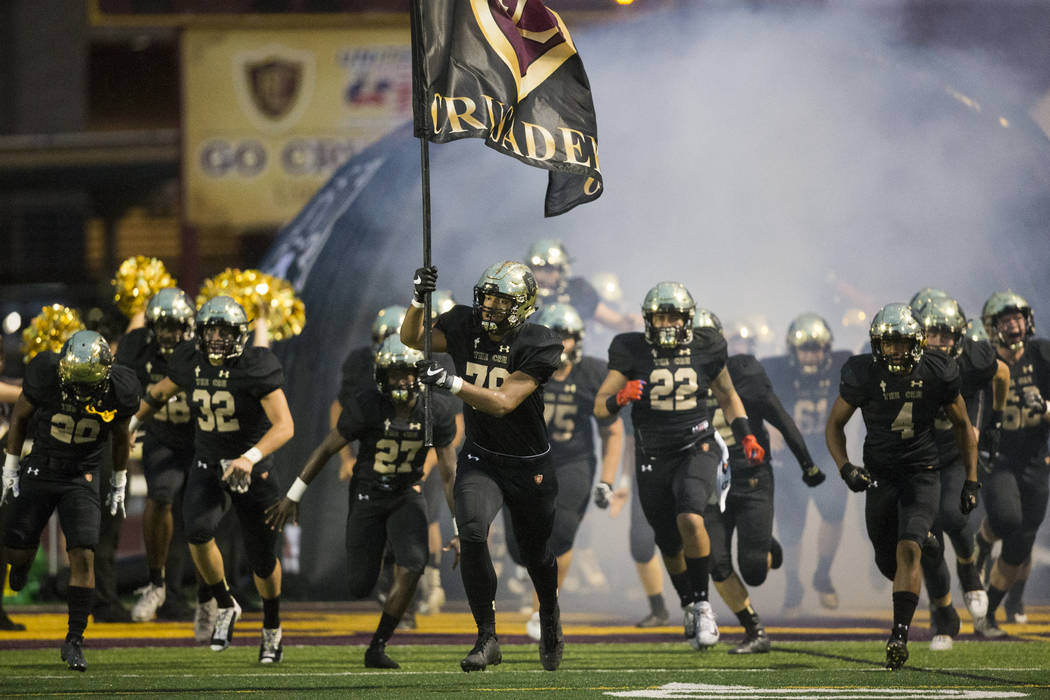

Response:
(960, 479), (980, 514)
(413, 266), (438, 303)
(801, 463), (826, 488)
(593, 481), (614, 509)
(416, 359), (459, 392)
(978, 409), (1002, 464)
(839, 462), (873, 493)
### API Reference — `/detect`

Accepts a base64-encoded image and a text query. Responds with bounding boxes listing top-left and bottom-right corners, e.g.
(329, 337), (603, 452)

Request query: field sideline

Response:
(2, 604), (1048, 698)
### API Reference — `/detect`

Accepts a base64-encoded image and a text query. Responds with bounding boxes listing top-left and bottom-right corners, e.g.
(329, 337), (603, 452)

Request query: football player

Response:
(913, 296), (1008, 649)
(696, 309), (822, 653)
(825, 303), (978, 670)
(501, 303), (624, 641)
(115, 288), (197, 625)
(973, 291), (1050, 636)
(2, 331), (140, 670)
(527, 239), (637, 332)
(765, 313), (853, 613)
(131, 296), (294, 663)
(0, 336), (27, 632)
(401, 261), (564, 672)
(594, 282), (766, 651)
(266, 334), (457, 669)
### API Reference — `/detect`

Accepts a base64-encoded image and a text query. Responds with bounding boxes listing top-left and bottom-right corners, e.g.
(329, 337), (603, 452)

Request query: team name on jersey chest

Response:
(382, 417), (424, 440)
(878, 378), (925, 400)
(471, 338), (512, 366)
(194, 365), (231, 388)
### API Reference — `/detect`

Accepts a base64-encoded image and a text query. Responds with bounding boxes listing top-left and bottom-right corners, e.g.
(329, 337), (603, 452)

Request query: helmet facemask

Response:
(791, 342), (830, 375)
(374, 335), (424, 403)
(151, 316), (193, 356)
(472, 262), (538, 335)
(199, 321), (246, 365)
(645, 310), (693, 348)
(378, 366), (419, 403)
(872, 334), (924, 375)
(993, 310), (1031, 351)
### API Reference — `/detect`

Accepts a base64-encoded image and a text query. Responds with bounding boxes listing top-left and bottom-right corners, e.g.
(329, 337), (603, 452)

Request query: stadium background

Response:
(1, 0), (1049, 616)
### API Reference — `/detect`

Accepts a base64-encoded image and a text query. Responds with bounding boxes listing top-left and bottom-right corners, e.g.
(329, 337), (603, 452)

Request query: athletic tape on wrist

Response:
(287, 477), (308, 503)
(242, 447), (263, 466)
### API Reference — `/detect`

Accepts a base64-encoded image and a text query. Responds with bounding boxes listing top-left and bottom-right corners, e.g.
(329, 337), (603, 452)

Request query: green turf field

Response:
(2, 640), (1048, 698)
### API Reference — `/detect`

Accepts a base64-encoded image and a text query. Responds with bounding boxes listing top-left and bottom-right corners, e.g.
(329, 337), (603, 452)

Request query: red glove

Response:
(616, 380), (646, 406)
(741, 434), (765, 466)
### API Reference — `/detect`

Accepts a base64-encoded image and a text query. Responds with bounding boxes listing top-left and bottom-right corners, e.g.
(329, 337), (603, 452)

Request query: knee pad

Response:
(185, 527), (213, 546)
(251, 555), (277, 581)
(875, 551), (897, 581)
(1001, 534), (1036, 567)
(739, 555), (769, 588)
(709, 557), (733, 583)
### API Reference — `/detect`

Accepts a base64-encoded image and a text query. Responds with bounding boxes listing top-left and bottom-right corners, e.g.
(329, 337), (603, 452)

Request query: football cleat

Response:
(131, 583), (166, 622)
(1005, 602), (1027, 625)
(421, 565), (445, 615)
(694, 601), (720, 650)
(973, 615), (1008, 639)
(209, 598), (242, 651)
(728, 631), (770, 655)
(963, 590), (989, 623)
(635, 610), (670, 628)
(0, 610), (26, 631)
(526, 610), (541, 641)
(259, 627), (283, 664)
(60, 636), (87, 672)
(364, 643), (400, 669)
(194, 598), (218, 644)
(930, 634), (953, 651)
(818, 592), (840, 610)
(682, 603), (697, 641)
(460, 635), (502, 672)
(538, 606), (564, 671)
(885, 635), (909, 670)
(397, 611), (417, 631)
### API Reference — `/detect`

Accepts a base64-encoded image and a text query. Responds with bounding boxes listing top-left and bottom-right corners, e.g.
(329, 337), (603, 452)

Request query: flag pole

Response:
(410, 0), (434, 446)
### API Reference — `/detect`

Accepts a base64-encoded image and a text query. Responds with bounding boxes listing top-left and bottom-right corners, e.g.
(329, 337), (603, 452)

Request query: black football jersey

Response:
(165, 343), (284, 464)
(608, 327), (727, 457)
(933, 338), (998, 464)
(704, 354), (813, 472)
(765, 350), (851, 467)
(337, 388), (457, 490)
(435, 305), (561, 457)
(997, 338), (1050, 461)
(839, 351), (961, 472)
(537, 276), (600, 321)
(544, 355), (615, 464)
(22, 352), (141, 471)
(115, 328), (194, 451)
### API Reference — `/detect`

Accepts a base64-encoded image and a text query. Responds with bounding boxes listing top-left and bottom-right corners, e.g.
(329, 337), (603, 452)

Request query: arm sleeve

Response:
(758, 381), (815, 470)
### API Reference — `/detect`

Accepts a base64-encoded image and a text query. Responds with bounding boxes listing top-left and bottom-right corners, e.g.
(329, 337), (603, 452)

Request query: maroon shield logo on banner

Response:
(487, 0), (567, 76)
(246, 58), (303, 121)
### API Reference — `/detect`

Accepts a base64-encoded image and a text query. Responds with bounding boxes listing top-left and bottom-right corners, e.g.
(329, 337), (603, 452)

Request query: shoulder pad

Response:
(727, 353), (764, 377)
(841, 354), (875, 386)
(240, 347), (284, 379)
(24, 352), (60, 398)
(1029, 338), (1050, 364)
(109, 365), (143, 411)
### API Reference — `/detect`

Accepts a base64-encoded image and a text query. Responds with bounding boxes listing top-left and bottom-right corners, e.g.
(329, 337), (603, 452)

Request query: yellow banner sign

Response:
(182, 28), (411, 227)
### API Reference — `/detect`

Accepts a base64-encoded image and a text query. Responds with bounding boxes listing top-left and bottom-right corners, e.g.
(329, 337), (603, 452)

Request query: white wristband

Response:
(451, 516), (459, 537)
(242, 447), (263, 466)
(4, 452), (18, 472)
(449, 375), (463, 394)
(287, 477), (308, 503)
(128, 416), (141, 434)
(410, 298), (425, 309)
(111, 469), (127, 488)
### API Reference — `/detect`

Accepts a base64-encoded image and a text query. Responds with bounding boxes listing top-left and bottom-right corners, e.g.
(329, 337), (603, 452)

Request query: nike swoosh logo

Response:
(427, 367), (444, 377)
(413, 276), (422, 285)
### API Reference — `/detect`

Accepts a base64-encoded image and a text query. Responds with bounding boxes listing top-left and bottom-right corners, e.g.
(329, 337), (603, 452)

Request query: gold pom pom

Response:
(21, 305), (86, 363)
(112, 256), (177, 317)
(197, 268), (305, 343)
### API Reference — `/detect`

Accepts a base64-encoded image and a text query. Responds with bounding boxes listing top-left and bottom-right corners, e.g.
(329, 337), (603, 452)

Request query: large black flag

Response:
(411, 0), (602, 216)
